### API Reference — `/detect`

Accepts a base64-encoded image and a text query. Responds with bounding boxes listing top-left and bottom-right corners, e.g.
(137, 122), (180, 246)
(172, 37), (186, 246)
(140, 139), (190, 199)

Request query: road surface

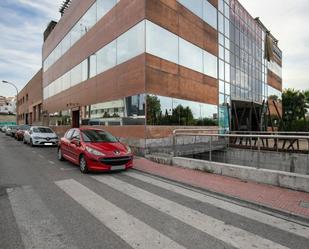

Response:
(0, 132), (308, 249)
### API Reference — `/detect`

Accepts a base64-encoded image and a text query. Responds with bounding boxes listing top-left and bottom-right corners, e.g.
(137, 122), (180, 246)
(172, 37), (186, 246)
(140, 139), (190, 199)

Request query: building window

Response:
(117, 21), (145, 65)
(179, 38), (203, 73)
(146, 20), (179, 64)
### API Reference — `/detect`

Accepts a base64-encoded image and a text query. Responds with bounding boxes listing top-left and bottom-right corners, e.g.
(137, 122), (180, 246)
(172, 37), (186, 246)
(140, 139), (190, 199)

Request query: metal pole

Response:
(2, 80), (19, 125)
(257, 136), (261, 169)
(210, 136), (212, 161)
(307, 139), (309, 175)
(173, 133), (176, 157)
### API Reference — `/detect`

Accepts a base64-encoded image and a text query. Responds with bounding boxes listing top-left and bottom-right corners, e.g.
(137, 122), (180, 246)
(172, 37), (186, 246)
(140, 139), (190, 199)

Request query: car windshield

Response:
(20, 125), (30, 130)
(81, 130), (118, 143)
(33, 127), (53, 133)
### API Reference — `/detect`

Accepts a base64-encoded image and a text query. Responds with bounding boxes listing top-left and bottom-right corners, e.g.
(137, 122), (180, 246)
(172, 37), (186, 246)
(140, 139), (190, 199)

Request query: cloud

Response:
(240, 0), (309, 91)
(0, 0), (62, 97)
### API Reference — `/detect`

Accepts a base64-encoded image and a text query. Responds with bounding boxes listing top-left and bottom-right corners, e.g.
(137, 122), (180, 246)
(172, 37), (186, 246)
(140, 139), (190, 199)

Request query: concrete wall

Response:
(173, 157), (309, 192)
(190, 148), (309, 175)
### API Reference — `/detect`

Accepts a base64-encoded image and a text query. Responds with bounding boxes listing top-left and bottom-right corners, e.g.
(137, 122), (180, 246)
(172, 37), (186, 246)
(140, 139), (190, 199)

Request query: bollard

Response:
(209, 136), (212, 161)
(257, 137), (261, 169)
(173, 134), (176, 157)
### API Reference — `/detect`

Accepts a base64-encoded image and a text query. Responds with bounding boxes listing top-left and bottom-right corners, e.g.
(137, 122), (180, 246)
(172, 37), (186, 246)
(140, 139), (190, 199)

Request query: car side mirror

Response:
(29, 131), (33, 135)
(71, 139), (80, 147)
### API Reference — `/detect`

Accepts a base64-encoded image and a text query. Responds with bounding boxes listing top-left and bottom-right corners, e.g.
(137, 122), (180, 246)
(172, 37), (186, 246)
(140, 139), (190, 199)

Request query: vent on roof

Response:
(59, 0), (72, 16)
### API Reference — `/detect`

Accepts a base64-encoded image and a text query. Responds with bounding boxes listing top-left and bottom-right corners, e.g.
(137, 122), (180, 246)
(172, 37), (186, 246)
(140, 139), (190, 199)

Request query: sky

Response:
(0, 0), (308, 97)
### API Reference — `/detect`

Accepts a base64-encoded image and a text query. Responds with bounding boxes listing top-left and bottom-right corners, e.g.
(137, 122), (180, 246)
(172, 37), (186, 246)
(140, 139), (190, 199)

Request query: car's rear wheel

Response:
(79, 155), (88, 174)
(58, 147), (64, 161)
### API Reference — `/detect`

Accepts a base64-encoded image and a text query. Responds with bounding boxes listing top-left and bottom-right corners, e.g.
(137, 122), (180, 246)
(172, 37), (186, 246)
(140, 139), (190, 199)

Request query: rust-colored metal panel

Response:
(146, 0), (218, 56)
(208, 0), (218, 9)
(267, 69), (282, 92)
(146, 54), (218, 105)
(43, 0), (146, 87)
(44, 55), (146, 113)
(43, 0), (96, 60)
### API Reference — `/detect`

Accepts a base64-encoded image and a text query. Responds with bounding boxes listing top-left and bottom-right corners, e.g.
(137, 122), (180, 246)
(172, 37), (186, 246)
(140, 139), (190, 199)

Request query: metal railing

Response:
(172, 129), (309, 174)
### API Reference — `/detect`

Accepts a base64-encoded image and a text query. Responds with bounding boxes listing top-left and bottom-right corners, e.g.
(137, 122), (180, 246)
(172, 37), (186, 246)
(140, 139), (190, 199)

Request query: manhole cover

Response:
(299, 201), (309, 209)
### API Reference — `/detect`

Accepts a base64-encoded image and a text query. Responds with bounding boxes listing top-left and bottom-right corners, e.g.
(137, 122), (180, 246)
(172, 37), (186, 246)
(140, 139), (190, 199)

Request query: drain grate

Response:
(299, 201), (309, 209)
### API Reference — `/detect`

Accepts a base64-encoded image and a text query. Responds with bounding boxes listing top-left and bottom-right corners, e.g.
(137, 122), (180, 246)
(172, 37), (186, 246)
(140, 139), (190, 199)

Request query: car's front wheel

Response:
(58, 147), (64, 161)
(79, 155), (88, 174)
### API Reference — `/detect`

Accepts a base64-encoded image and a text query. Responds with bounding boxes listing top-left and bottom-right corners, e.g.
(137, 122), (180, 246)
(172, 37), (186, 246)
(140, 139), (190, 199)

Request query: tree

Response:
(146, 95), (161, 125)
(281, 89), (308, 131)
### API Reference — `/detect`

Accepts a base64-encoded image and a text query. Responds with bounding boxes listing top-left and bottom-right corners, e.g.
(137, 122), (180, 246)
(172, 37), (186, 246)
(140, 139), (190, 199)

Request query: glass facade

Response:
(44, 20), (219, 100)
(43, 0), (120, 72)
(81, 94), (146, 126)
(43, 0), (283, 132)
(146, 95), (218, 126)
(178, 0), (217, 30)
(145, 20), (218, 79)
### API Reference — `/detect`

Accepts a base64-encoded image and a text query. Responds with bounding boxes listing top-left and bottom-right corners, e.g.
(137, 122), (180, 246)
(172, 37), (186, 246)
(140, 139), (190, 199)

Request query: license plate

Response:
(111, 165), (125, 171)
(44, 143), (53, 146)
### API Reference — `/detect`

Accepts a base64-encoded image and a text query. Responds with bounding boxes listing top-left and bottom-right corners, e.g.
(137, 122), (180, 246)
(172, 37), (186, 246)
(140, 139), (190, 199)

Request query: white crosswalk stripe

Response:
(55, 179), (186, 249)
(7, 186), (77, 249)
(125, 171), (309, 239)
(92, 175), (291, 249)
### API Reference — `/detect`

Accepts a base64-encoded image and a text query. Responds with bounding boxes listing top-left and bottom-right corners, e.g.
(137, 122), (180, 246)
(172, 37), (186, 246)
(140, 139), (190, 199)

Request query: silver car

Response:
(23, 126), (58, 147)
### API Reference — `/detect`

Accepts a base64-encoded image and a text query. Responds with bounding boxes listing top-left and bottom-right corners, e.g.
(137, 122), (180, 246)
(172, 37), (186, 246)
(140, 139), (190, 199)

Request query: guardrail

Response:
(172, 129), (309, 173)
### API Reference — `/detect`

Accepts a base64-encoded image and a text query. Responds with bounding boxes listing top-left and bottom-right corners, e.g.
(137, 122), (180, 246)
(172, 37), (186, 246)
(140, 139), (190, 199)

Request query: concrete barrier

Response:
(172, 157), (309, 192)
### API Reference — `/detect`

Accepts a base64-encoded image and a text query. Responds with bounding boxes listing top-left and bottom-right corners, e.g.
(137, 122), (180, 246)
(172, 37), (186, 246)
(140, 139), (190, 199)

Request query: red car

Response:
(15, 125), (31, 141)
(58, 128), (133, 173)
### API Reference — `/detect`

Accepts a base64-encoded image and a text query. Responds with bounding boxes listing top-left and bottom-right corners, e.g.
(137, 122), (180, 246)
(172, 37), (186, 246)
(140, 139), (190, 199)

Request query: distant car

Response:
(10, 125), (20, 138)
(58, 128), (133, 173)
(1, 125), (8, 133)
(15, 125), (31, 141)
(23, 126), (58, 147)
(5, 125), (16, 136)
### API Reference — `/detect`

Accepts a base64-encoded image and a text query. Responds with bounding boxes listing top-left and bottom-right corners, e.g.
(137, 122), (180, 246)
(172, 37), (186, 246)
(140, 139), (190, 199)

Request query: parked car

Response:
(5, 125), (16, 136)
(58, 128), (133, 173)
(15, 125), (31, 141)
(1, 125), (8, 133)
(10, 125), (21, 138)
(23, 126), (58, 146)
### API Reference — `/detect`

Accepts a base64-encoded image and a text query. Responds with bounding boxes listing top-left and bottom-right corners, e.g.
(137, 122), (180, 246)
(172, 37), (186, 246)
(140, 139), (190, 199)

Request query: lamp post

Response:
(2, 80), (19, 125)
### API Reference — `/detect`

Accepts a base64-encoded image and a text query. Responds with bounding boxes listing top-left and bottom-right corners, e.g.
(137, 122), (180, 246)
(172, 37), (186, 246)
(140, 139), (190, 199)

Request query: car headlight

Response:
(86, 146), (105, 156)
(126, 146), (132, 154)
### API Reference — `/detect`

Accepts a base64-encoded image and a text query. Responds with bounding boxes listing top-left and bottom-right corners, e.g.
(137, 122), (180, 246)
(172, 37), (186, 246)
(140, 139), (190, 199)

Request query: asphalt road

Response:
(0, 132), (309, 249)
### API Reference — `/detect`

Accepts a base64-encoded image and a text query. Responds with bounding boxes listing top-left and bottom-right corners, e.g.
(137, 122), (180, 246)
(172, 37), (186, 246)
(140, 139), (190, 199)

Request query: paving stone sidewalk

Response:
(133, 157), (309, 219)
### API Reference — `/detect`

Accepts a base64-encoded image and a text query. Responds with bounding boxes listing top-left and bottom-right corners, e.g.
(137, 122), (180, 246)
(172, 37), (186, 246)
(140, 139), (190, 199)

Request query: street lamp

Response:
(2, 80), (19, 125)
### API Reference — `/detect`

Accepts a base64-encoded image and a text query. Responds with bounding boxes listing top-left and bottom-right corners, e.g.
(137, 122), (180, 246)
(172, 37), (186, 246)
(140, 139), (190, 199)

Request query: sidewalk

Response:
(133, 157), (309, 219)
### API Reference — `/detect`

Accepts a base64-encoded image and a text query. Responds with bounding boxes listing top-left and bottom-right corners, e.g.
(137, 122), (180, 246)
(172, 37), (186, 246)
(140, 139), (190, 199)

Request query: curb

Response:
(132, 168), (309, 226)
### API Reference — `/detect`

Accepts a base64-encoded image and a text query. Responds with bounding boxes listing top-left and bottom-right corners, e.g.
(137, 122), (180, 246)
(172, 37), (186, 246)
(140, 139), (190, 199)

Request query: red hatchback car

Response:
(58, 128), (133, 173)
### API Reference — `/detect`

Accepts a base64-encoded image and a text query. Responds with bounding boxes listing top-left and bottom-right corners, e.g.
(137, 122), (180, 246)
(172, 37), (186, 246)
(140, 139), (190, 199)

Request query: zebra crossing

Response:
(6, 172), (309, 249)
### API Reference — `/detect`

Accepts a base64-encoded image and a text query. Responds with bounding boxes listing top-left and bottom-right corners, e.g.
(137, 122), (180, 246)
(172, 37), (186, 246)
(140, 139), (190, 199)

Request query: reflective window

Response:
(82, 94), (145, 126)
(44, 0), (118, 72)
(178, 0), (203, 18)
(97, 0), (116, 20)
(203, 1), (217, 29)
(71, 63), (82, 87)
(117, 22), (145, 64)
(146, 94), (218, 126)
(146, 21), (178, 64)
(179, 38), (203, 73)
(89, 54), (97, 78)
(97, 40), (116, 74)
(81, 3), (97, 33)
(204, 51), (218, 79)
